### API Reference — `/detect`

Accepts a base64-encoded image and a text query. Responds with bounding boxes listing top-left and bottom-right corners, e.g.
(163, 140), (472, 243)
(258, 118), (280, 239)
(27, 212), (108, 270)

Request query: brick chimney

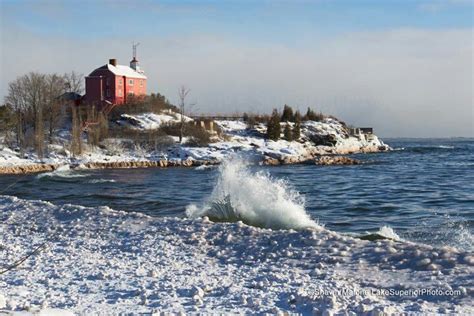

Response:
(109, 58), (117, 66)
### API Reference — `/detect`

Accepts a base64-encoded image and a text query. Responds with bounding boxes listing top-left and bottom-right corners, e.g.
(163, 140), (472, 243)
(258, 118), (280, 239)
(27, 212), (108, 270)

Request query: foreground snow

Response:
(0, 116), (389, 171)
(0, 194), (472, 314)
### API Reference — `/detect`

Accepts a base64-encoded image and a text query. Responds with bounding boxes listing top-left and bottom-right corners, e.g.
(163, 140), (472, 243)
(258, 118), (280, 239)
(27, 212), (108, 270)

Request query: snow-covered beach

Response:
(1, 200), (472, 314)
(0, 160), (473, 314)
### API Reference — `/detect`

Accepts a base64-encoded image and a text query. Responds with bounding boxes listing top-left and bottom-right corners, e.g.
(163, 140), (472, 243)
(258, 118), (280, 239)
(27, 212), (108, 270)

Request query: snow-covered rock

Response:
(117, 111), (192, 130)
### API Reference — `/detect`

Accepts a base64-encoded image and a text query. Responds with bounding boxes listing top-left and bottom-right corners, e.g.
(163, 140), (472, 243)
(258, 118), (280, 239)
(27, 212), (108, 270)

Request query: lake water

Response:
(1, 138), (473, 250)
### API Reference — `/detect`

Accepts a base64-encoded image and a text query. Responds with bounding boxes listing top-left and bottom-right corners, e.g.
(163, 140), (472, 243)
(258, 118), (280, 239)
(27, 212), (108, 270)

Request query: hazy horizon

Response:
(1, 0), (473, 138)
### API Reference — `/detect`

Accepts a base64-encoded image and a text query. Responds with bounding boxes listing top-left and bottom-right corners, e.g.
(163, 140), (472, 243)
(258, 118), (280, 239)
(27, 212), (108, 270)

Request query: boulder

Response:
(315, 156), (361, 166)
(261, 156), (280, 166)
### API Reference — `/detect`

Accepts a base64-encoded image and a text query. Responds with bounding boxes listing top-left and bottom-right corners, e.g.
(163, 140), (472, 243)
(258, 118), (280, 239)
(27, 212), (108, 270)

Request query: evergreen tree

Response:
(283, 123), (293, 141)
(294, 110), (302, 123)
(266, 109), (281, 141)
(303, 107), (324, 121)
(293, 113), (301, 140)
(281, 104), (294, 122)
(304, 107), (314, 121)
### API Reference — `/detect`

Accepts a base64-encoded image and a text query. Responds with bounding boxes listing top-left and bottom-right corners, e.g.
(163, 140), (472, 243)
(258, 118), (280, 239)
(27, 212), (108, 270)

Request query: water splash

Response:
(359, 226), (401, 241)
(36, 165), (88, 179)
(403, 212), (473, 252)
(377, 226), (401, 240)
(195, 164), (216, 171)
(186, 157), (318, 230)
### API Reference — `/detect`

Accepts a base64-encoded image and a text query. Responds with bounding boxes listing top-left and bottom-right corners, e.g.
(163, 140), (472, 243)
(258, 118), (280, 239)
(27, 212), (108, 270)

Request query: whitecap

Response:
(88, 179), (116, 184)
(36, 165), (88, 179)
(195, 164), (216, 170)
(377, 225), (401, 241)
(359, 225), (401, 241)
(437, 145), (454, 149)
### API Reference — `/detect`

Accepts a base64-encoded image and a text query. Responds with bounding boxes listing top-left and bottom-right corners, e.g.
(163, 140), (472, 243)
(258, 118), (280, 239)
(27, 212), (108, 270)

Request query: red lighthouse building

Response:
(85, 51), (147, 105)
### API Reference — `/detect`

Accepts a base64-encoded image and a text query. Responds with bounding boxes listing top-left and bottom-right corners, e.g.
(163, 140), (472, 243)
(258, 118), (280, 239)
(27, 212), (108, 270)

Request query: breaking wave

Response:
(88, 179), (116, 184)
(406, 145), (457, 153)
(36, 165), (88, 179)
(360, 225), (402, 241)
(195, 164), (216, 171)
(186, 157), (318, 230)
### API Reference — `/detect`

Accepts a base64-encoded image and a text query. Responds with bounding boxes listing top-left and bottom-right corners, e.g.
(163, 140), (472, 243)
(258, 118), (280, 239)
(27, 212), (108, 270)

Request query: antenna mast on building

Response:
(132, 42), (140, 60)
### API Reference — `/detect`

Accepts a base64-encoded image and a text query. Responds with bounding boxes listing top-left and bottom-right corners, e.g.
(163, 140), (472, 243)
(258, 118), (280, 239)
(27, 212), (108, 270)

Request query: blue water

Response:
(1, 138), (473, 250)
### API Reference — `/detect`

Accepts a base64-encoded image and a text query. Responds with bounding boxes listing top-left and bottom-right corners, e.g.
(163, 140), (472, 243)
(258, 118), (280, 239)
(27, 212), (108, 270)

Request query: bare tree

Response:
(0, 104), (16, 147)
(86, 105), (99, 147)
(5, 78), (29, 151)
(71, 105), (82, 156)
(35, 104), (45, 159)
(45, 74), (66, 143)
(178, 86), (190, 143)
(23, 72), (46, 129)
(4, 72), (82, 153)
(98, 112), (108, 141)
(63, 71), (84, 95)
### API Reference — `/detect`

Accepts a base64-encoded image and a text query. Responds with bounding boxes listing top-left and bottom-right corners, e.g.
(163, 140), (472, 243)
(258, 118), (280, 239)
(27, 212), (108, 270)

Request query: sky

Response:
(1, 0), (473, 137)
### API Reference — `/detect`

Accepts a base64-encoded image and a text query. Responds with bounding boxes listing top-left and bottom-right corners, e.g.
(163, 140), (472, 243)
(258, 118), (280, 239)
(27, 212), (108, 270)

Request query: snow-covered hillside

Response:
(117, 111), (193, 130)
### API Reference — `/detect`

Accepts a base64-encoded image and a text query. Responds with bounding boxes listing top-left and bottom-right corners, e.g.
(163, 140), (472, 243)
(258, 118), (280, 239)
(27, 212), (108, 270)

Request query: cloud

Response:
(1, 26), (472, 137)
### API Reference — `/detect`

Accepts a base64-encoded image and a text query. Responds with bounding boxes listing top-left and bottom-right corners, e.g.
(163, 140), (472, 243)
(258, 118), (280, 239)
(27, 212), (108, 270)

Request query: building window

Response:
(106, 88), (110, 97)
(129, 91), (134, 95)
(118, 90), (122, 96)
(119, 79), (122, 86)
(129, 79), (134, 85)
(140, 80), (143, 87)
(106, 78), (110, 86)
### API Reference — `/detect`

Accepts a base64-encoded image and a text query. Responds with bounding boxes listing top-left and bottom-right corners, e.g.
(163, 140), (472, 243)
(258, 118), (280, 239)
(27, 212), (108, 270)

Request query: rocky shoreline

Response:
(0, 154), (368, 175)
(0, 116), (390, 175)
(0, 160), (218, 175)
(0, 164), (59, 175)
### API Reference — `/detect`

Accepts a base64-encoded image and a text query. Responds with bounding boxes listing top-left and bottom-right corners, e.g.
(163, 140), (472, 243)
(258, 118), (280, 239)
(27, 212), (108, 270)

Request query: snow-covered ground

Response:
(0, 160), (472, 314)
(117, 110), (193, 130)
(0, 112), (389, 171)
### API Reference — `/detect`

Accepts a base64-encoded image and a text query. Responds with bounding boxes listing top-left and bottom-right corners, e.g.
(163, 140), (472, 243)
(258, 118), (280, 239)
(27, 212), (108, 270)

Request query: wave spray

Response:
(186, 157), (318, 230)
